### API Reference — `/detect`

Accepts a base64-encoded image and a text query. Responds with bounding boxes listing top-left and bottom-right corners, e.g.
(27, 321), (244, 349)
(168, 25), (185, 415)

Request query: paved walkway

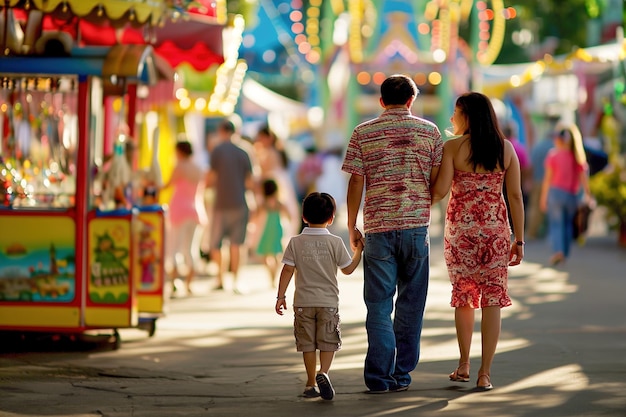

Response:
(1, 218), (625, 417)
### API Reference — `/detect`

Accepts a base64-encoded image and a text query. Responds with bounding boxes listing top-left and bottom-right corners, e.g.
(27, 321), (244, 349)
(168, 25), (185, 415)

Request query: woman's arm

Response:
(579, 167), (592, 198)
(161, 165), (181, 190)
(504, 142), (525, 265)
(431, 140), (455, 205)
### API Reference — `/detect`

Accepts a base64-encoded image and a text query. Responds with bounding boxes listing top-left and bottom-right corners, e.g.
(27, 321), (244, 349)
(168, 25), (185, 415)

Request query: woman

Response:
(540, 125), (591, 265)
(253, 126), (299, 237)
(432, 92), (525, 391)
(162, 139), (207, 295)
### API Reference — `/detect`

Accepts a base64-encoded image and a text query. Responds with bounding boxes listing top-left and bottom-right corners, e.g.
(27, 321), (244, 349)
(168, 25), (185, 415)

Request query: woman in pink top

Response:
(540, 125), (591, 265)
(163, 140), (207, 294)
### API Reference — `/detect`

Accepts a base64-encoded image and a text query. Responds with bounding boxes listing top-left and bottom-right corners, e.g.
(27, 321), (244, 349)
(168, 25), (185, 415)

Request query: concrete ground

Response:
(1, 210), (625, 417)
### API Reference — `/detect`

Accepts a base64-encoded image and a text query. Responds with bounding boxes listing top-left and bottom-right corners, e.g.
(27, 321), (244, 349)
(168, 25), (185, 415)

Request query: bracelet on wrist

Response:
(515, 240), (525, 246)
(276, 295), (286, 300)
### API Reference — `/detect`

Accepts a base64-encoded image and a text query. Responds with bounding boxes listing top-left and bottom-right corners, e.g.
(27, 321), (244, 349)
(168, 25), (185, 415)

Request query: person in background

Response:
(254, 126), (299, 238)
(432, 92), (525, 392)
(502, 121), (531, 210)
(540, 124), (592, 265)
(162, 139), (206, 295)
(275, 192), (363, 400)
(296, 145), (323, 203)
(206, 120), (254, 293)
(527, 117), (558, 239)
(342, 74), (443, 393)
(256, 179), (290, 288)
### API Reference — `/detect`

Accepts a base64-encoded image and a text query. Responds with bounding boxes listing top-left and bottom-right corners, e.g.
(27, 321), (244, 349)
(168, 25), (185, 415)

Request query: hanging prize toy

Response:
(143, 127), (162, 205)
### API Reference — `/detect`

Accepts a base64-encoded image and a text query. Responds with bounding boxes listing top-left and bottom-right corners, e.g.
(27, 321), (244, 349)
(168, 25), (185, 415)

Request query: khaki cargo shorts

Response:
(293, 306), (341, 352)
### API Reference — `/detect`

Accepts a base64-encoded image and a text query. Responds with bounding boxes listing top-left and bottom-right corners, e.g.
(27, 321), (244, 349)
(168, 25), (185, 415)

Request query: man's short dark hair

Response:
(380, 74), (419, 106)
(302, 192), (336, 225)
(219, 119), (236, 134)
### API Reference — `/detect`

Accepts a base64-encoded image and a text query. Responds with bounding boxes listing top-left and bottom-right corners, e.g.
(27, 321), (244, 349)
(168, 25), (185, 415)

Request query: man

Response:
(206, 119), (254, 293)
(342, 74), (443, 393)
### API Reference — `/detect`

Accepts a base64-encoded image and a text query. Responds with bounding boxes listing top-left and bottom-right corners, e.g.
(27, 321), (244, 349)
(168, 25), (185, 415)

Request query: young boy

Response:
(275, 192), (364, 400)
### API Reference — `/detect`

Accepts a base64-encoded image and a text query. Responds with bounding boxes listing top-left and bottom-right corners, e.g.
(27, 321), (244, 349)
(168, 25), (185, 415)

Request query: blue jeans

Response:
(547, 187), (578, 257)
(363, 227), (430, 391)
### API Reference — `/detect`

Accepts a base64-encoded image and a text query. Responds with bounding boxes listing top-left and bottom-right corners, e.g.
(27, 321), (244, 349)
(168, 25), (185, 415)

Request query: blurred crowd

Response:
(160, 110), (613, 296)
(162, 118), (348, 295)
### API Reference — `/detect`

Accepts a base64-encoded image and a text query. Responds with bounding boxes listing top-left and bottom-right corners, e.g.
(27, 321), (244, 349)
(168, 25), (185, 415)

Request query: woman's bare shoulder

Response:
(503, 139), (517, 166)
(444, 135), (468, 150)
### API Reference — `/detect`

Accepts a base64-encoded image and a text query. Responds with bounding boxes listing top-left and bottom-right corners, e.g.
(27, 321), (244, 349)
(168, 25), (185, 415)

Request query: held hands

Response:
(350, 227), (365, 252)
(508, 242), (524, 266)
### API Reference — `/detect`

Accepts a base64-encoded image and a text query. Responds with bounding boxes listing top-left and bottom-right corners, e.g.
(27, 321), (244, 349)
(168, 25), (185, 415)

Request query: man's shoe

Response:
(365, 389), (389, 394)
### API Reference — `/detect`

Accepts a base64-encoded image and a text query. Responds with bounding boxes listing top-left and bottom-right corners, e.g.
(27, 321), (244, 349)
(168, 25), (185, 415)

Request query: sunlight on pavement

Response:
(495, 364), (588, 394)
(440, 364), (589, 411)
(361, 404), (423, 416)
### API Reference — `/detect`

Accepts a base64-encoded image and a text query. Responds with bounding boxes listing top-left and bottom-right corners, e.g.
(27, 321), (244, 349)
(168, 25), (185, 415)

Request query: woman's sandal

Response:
(449, 362), (470, 382)
(476, 374), (493, 391)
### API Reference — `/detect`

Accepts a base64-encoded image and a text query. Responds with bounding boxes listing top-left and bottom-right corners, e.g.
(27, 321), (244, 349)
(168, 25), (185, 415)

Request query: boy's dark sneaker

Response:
(315, 373), (335, 400)
(302, 386), (320, 398)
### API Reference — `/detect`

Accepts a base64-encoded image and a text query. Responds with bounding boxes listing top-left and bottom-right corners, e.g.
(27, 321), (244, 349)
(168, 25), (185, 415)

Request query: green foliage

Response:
(590, 156), (626, 226)
(494, 13), (531, 64)
(501, 0), (593, 61)
(227, 0), (259, 27)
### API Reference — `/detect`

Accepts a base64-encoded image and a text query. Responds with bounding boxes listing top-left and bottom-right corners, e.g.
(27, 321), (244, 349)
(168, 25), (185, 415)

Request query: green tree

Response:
(226, 0), (258, 25)
(492, 0), (603, 64)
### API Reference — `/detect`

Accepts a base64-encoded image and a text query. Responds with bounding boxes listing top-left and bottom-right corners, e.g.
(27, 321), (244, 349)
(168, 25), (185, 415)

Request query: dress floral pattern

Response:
(444, 170), (512, 308)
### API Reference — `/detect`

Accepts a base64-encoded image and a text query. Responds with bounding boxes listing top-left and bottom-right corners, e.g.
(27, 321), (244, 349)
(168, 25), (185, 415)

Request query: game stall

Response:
(0, 45), (168, 345)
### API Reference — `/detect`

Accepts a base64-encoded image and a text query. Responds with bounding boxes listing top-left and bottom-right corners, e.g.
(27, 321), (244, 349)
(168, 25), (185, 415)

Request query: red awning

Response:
(152, 14), (224, 71)
(10, 5), (225, 71)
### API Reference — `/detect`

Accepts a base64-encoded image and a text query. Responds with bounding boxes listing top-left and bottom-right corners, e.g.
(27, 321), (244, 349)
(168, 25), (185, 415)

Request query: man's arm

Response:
(205, 169), (216, 188)
(346, 173), (365, 251)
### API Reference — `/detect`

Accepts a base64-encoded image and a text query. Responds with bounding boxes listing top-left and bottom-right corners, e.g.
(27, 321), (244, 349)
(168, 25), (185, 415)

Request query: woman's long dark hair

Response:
(456, 92), (505, 172)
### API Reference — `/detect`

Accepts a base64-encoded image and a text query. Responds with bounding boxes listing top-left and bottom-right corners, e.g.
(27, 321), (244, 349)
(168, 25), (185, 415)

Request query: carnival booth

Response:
(0, 44), (167, 344)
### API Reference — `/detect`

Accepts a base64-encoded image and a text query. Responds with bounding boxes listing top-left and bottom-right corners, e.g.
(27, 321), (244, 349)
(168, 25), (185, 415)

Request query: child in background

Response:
(256, 179), (290, 288)
(275, 192), (364, 400)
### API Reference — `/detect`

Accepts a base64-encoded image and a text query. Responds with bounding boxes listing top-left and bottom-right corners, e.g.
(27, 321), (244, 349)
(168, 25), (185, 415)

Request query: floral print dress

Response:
(444, 170), (512, 309)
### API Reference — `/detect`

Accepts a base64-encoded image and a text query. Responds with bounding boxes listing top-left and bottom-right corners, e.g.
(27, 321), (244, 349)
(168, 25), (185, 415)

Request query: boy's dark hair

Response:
(262, 179), (278, 197)
(302, 192), (336, 225)
(175, 140), (193, 157)
(380, 74), (419, 106)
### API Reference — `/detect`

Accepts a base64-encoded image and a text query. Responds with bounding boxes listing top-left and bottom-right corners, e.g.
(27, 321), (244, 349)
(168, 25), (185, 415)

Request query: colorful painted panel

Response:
(88, 217), (131, 305)
(135, 211), (164, 293)
(0, 215), (76, 303)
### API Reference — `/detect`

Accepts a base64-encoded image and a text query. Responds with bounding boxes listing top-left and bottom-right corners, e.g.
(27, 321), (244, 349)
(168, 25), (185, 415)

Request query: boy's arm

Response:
(275, 264), (295, 315)
(340, 242), (363, 275)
